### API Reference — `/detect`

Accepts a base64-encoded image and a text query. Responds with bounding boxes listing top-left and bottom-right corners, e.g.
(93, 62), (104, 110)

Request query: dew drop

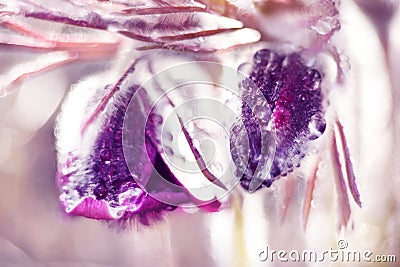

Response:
(308, 113), (326, 140)
(339, 54), (349, 62)
(270, 184), (278, 192)
(93, 184), (108, 200)
(303, 69), (321, 90)
(253, 49), (271, 65)
(239, 78), (256, 93)
(182, 205), (199, 213)
(254, 102), (271, 120)
(240, 179), (251, 190)
(237, 63), (253, 77)
(164, 205), (177, 211)
(312, 17), (340, 35)
(304, 57), (316, 67)
(230, 147), (239, 157)
(339, 59), (351, 72)
(99, 149), (111, 162)
(311, 199), (319, 208)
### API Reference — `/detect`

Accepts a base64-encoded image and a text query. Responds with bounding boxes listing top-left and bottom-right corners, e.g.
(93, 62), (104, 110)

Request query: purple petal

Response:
(234, 49), (326, 190)
(4, 0), (259, 51)
(56, 67), (189, 222)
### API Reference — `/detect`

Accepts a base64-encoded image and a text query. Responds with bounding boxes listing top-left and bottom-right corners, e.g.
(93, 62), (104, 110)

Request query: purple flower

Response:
(1, 0), (360, 229)
(232, 49), (326, 191)
(55, 64), (224, 225)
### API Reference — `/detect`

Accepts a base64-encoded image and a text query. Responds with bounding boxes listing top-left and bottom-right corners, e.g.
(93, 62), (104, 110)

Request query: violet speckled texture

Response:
(58, 48), (326, 223)
(236, 49), (326, 190)
(57, 79), (192, 225)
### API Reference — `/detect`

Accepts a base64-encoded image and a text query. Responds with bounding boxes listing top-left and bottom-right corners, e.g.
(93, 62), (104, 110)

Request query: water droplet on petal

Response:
(308, 113), (326, 140)
(230, 147), (239, 157)
(270, 184), (278, 192)
(253, 49), (271, 65)
(182, 205), (199, 213)
(99, 149), (111, 162)
(231, 123), (242, 136)
(94, 184), (108, 200)
(239, 78), (256, 93)
(238, 63), (253, 77)
(311, 199), (319, 208)
(312, 17), (340, 35)
(340, 59), (351, 72)
(255, 106), (270, 120)
(303, 69), (321, 90)
(304, 57), (316, 67)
